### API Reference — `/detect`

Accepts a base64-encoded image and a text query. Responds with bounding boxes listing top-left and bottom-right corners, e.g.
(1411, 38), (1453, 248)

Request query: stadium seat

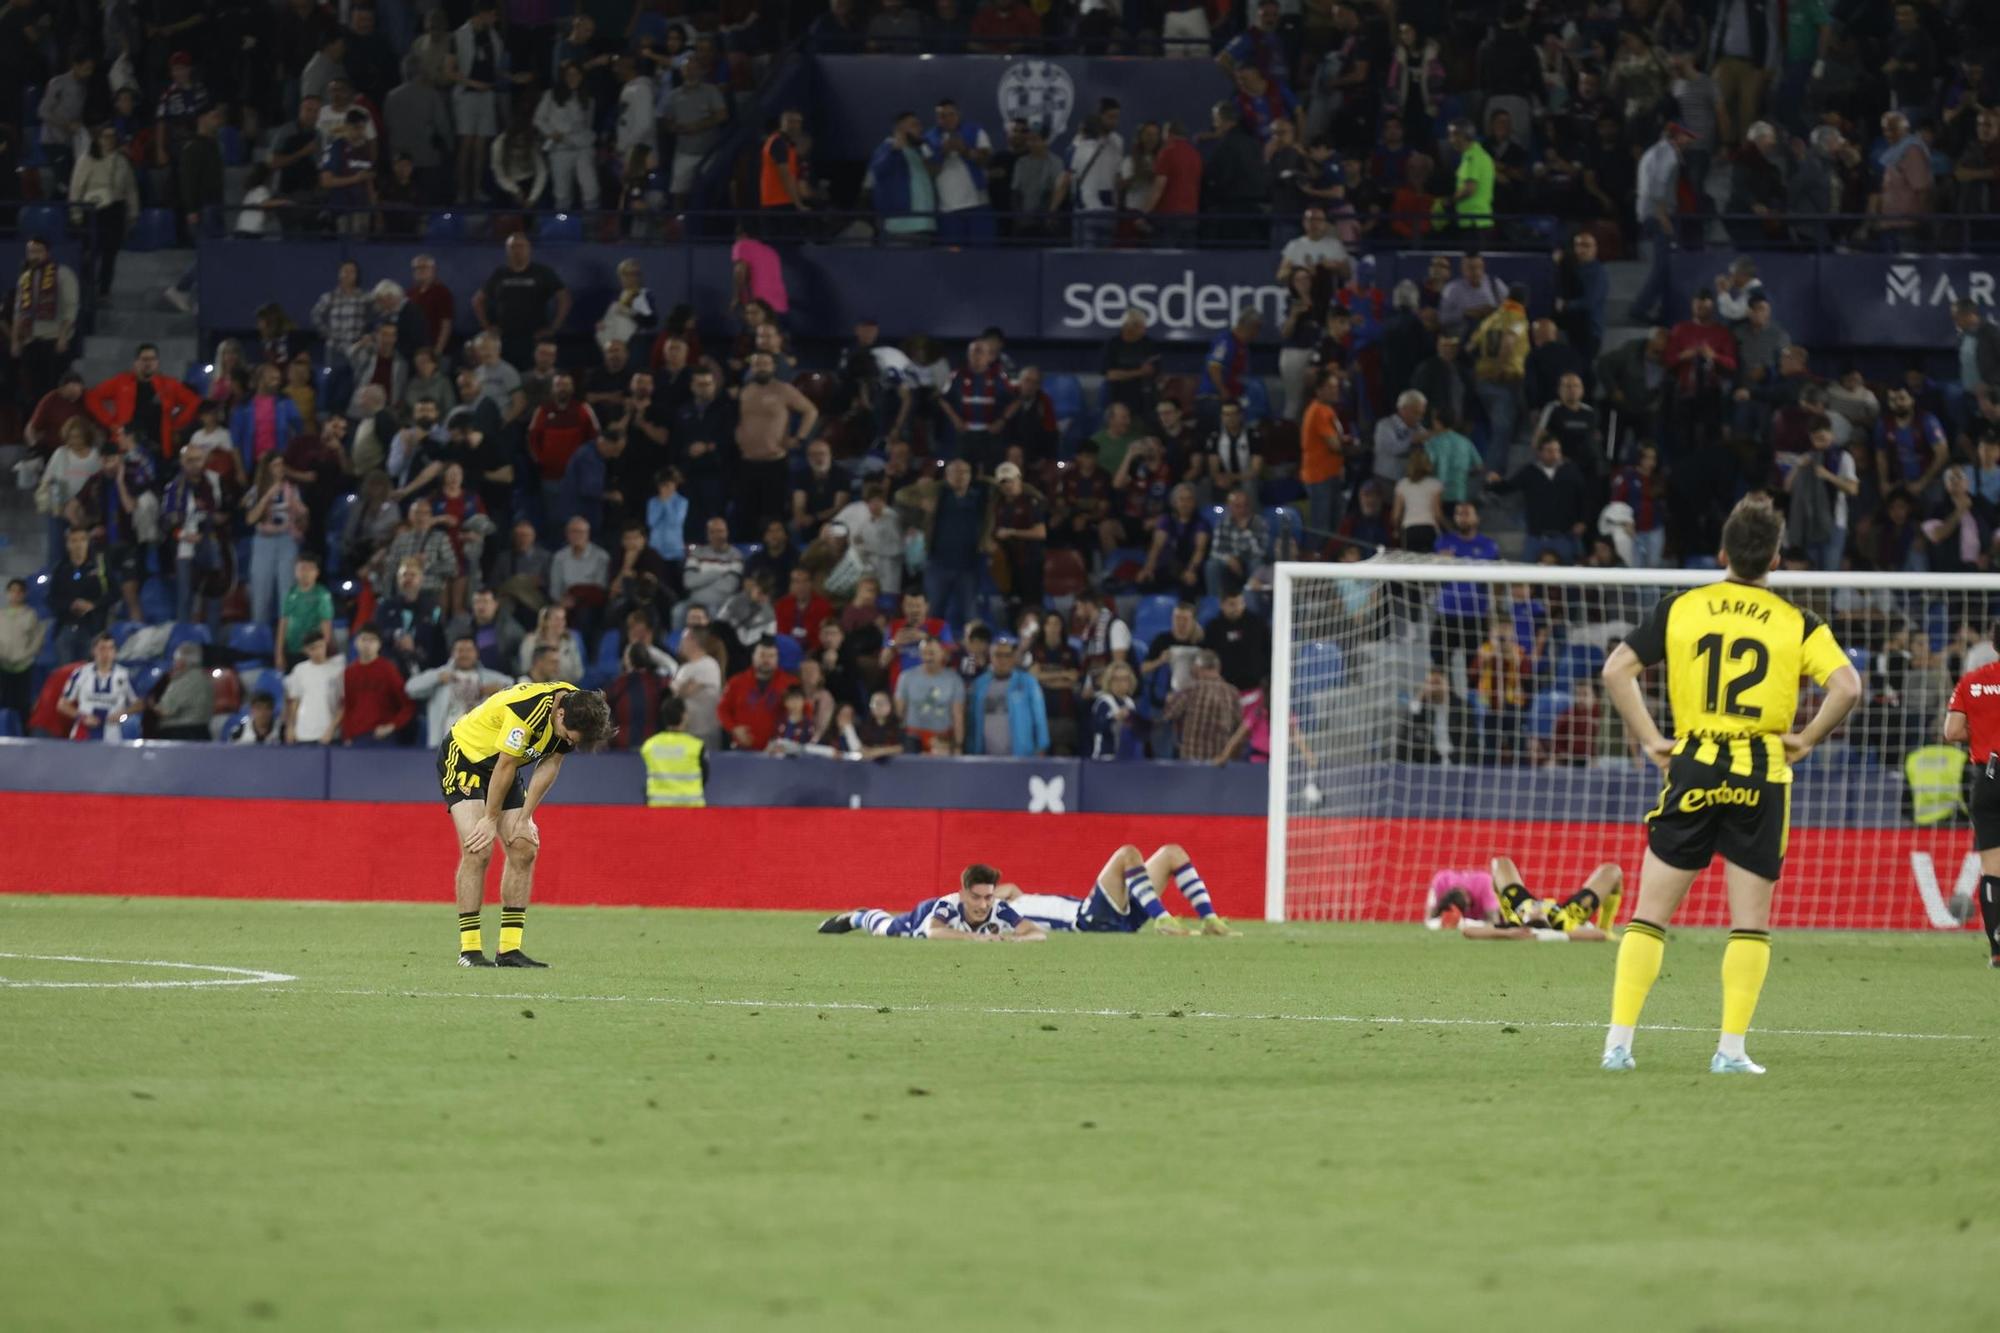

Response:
(1299, 639), (1346, 688)
(109, 619), (141, 647)
(129, 207), (179, 252)
(424, 211), (466, 242)
(128, 663), (165, 698)
(1196, 595), (1220, 623)
(1043, 549), (1087, 600)
(218, 705), (250, 741)
(774, 635), (803, 673)
(1527, 689), (1573, 740)
(218, 123), (246, 166)
(1846, 646), (1870, 676)
(1555, 643), (1603, 685)
(110, 712), (145, 741)
(1133, 594), (1179, 646)
(0, 707), (19, 737)
(166, 622), (211, 656)
(1045, 373), (1085, 427)
(225, 622), (275, 662)
(537, 212), (584, 244)
(249, 668), (286, 703)
(183, 361), (212, 397)
(140, 579), (174, 622)
(18, 203), (65, 241)
(1262, 505), (1304, 552)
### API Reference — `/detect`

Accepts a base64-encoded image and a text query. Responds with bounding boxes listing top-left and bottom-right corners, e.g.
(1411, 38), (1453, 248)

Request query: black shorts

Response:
(437, 740), (526, 811)
(1973, 772), (2000, 851)
(1645, 750), (1790, 881)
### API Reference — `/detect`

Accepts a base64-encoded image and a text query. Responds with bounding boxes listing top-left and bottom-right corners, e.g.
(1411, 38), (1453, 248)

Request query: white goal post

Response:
(1266, 560), (2000, 930)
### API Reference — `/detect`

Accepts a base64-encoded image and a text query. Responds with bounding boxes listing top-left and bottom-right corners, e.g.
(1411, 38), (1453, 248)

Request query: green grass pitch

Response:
(3, 895), (1996, 1333)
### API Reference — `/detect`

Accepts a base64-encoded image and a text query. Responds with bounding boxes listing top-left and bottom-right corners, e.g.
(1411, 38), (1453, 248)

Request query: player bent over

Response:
(820, 864), (1046, 941)
(1425, 856), (1622, 941)
(439, 679), (614, 967)
(1597, 500), (1860, 1074)
(820, 844), (1231, 938)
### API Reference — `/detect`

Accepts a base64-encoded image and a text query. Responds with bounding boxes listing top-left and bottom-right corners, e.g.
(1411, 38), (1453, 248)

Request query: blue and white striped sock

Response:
(1125, 865), (1168, 920)
(1174, 862), (1214, 918)
(857, 909), (898, 937)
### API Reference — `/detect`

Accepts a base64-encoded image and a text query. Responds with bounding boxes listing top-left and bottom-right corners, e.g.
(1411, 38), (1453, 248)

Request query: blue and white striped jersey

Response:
(911, 893), (1028, 937)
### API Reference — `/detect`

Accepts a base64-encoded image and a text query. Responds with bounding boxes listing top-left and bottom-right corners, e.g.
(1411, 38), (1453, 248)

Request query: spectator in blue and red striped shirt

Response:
(1198, 311), (1261, 422)
(1610, 444), (1668, 568)
(943, 339), (1012, 474)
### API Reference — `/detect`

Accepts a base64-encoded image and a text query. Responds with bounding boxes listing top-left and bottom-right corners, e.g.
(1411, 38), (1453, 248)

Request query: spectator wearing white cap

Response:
(990, 461), (1048, 614)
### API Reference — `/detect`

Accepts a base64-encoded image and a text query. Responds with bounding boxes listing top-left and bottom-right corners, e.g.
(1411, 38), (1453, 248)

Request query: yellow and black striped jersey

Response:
(446, 681), (578, 765)
(1624, 581), (1851, 782)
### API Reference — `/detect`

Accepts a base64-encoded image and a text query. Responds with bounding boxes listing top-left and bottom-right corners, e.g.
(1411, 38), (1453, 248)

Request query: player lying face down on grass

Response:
(1424, 856), (1622, 942)
(818, 864), (1047, 941)
(438, 682), (615, 968)
(1595, 497), (1861, 1075)
(819, 844), (1234, 938)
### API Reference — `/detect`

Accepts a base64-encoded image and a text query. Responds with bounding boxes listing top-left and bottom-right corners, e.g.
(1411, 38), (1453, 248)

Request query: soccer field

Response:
(4, 896), (1995, 1333)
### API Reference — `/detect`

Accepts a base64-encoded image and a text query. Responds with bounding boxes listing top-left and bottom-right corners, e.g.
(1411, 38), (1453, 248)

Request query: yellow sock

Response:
(1610, 919), (1666, 1028)
(1721, 930), (1772, 1039)
(458, 912), (483, 955)
(1597, 886), (1623, 931)
(498, 908), (526, 955)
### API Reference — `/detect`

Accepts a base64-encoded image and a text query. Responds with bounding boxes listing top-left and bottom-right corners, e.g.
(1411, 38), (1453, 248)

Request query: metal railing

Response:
(202, 201), (1579, 252)
(1692, 211), (2000, 255)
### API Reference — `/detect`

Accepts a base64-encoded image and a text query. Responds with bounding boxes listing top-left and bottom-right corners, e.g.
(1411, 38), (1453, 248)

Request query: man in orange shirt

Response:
(1299, 369), (1348, 542)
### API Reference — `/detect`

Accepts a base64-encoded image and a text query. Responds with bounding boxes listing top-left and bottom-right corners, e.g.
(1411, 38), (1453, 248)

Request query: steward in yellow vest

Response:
(642, 697), (708, 808)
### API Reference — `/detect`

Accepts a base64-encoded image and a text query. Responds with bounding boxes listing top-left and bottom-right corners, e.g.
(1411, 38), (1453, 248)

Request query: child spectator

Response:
(283, 630), (345, 745)
(229, 692), (283, 745)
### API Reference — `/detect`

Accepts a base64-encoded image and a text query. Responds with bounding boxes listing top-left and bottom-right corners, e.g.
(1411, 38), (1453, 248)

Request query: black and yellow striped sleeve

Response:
(1799, 609), (1851, 686)
(1623, 591), (1679, 668)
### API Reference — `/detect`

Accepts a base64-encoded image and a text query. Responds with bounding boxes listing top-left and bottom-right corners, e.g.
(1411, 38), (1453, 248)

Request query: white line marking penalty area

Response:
(0, 953), (299, 990)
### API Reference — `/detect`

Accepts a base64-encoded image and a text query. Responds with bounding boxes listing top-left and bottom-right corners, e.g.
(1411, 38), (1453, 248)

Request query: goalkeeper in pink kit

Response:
(1424, 856), (1623, 941)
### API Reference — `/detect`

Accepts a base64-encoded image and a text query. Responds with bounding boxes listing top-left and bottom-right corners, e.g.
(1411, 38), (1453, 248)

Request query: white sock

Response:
(1606, 1024), (1635, 1053)
(1717, 1031), (1747, 1060)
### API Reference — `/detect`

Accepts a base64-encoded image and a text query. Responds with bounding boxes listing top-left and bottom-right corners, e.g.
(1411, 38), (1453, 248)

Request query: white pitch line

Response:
(0, 953), (299, 990)
(292, 987), (1984, 1042)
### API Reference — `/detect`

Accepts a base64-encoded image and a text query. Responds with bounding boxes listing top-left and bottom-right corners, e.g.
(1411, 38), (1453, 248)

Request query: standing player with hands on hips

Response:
(438, 680), (614, 968)
(1943, 645), (2000, 969)
(1596, 500), (1861, 1075)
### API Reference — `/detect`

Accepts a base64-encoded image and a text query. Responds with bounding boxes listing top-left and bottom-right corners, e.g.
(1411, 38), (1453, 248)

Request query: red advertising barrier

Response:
(1293, 817), (1978, 930)
(0, 795), (1975, 930)
(0, 795), (1269, 918)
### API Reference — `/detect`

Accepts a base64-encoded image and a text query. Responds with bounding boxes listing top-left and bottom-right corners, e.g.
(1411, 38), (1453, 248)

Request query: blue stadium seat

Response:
(166, 622), (211, 656)
(1242, 378), (1272, 420)
(1846, 646), (1870, 676)
(225, 623), (275, 662)
(18, 203), (65, 242)
(537, 213), (584, 244)
(1299, 639), (1346, 688)
(1040, 374), (1088, 420)
(248, 668), (286, 704)
(1555, 643), (1604, 685)
(183, 361), (212, 397)
(424, 212), (466, 242)
(1133, 594), (1179, 647)
(25, 571), (52, 619)
(1261, 505), (1303, 552)
(140, 578), (173, 622)
(218, 705), (250, 741)
(112, 712), (145, 741)
(129, 207), (179, 252)
(665, 628), (683, 657)
(774, 635), (803, 673)
(218, 123), (246, 166)
(1195, 595), (1220, 623)
(109, 619), (142, 647)
(128, 663), (165, 698)
(1527, 688), (1573, 740)
(0, 708), (20, 737)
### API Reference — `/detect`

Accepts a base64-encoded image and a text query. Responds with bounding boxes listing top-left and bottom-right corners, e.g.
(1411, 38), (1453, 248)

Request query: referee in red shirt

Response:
(1944, 654), (2000, 967)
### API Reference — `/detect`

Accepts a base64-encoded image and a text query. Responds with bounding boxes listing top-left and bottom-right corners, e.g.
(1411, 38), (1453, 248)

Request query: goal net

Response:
(1267, 558), (2000, 931)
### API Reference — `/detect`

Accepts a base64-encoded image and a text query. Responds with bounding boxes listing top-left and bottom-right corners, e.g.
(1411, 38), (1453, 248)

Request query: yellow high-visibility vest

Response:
(642, 731), (706, 808)
(1904, 745), (1967, 827)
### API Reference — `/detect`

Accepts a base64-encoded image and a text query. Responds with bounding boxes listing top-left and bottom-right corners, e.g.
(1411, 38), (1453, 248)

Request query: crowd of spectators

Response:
(9, 0), (2000, 770)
